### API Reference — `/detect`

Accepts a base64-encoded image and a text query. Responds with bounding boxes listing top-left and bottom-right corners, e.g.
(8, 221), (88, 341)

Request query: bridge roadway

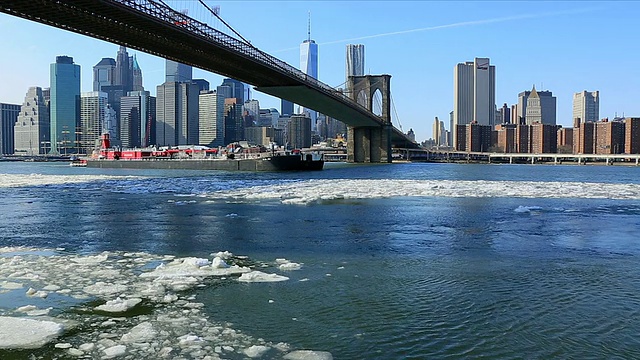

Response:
(0, 0), (419, 150)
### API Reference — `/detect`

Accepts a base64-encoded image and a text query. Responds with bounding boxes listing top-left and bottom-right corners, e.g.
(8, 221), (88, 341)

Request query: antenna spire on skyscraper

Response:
(308, 11), (311, 41)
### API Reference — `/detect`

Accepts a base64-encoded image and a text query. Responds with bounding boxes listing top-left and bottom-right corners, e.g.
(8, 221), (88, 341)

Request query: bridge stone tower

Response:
(347, 75), (392, 163)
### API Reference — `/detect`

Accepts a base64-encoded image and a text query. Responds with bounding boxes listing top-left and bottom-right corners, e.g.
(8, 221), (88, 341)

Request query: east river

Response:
(1, 161), (640, 359)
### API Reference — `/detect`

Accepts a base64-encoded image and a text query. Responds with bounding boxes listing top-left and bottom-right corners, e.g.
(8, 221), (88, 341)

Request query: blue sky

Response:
(1, 1), (639, 142)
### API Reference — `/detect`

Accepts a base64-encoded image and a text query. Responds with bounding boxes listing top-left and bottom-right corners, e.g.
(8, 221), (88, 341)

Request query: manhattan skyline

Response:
(0, 1), (638, 142)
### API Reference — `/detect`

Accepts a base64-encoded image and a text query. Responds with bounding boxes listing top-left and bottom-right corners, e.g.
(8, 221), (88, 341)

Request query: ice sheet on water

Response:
(204, 179), (640, 204)
(238, 271), (289, 282)
(95, 297), (142, 313)
(0, 173), (143, 188)
(284, 350), (334, 360)
(0, 316), (64, 349)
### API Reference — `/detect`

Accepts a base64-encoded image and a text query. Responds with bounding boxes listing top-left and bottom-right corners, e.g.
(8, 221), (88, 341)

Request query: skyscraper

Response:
(121, 91), (155, 147)
(199, 90), (226, 148)
(525, 85), (542, 124)
(517, 88), (556, 125)
(573, 90), (599, 123)
(453, 57), (495, 147)
(93, 58), (116, 92)
(0, 103), (20, 154)
(346, 44), (365, 81)
(115, 46), (132, 93)
(156, 81), (199, 146)
(50, 55), (80, 154)
(287, 114), (312, 149)
(281, 99), (294, 117)
(15, 87), (50, 155)
(131, 54), (144, 92)
(221, 78), (244, 104)
(298, 14), (318, 128)
(166, 60), (192, 83)
(79, 91), (108, 153)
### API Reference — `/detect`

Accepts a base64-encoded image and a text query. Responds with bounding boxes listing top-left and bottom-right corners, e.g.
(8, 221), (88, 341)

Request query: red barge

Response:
(76, 134), (324, 171)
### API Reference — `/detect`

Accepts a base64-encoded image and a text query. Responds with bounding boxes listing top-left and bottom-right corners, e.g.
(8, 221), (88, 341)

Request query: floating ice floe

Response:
(244, 345), (271, 358)
(238, 271), (289, 283)
(284, 350), (334, 360)
(139, 256), (249, 279)
(0, 316), (64, 349)
(277, 258), (303, 271)
(0, 173), (143, 189)
(95, 297), (142, 313)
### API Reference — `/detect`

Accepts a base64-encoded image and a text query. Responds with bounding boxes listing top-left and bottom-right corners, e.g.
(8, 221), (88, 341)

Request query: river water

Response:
(1, 162), (640, 359)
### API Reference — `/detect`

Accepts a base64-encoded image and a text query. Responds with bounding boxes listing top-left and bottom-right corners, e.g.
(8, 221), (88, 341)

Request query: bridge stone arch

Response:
(346, 75), (392, 163)
(348, 75), (391, 124)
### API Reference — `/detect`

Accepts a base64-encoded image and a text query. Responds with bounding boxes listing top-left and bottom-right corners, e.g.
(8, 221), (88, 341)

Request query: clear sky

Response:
(1, 1), (639, 142)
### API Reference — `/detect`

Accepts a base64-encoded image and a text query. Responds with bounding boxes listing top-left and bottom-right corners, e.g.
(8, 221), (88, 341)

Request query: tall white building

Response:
(199, 90), (226, 148)
(453, 57), (495, 147)
(346, 44), (365, 81)
(432, 117), (446, 147)
(573, 90), (599, 123)
(525, 85), (542, 124)
(15, 87), (50, 155)
(517, 88), (556, 125)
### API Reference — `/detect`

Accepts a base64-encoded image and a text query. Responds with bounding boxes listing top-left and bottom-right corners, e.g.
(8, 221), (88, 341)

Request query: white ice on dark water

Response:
(0, 173), (143, 188)
(284, 350), (334, 360)
(0, 247), (330, 358)
(238, 271), (289, 282)
(277, 258), (303, 271)
(0, 316), (64, 349)
(206, 179), (640, 204)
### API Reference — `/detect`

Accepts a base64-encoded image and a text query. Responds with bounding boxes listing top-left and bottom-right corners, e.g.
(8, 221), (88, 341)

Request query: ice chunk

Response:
(103, 344), (127, 357)
(0, 316), (64, 349)
(211, 257), (229, 269)
(237, 271), (289, 283)
(121, 322), (156, 343)
(283, 350), (334, 360)
(279, 262), (302, 271)
(244, 345), (270, 358)
(211, 251), (233, 259)
(95, 297), (142, 313)
(183, 257), (210, 267)
(71, 253), (108, 264)
(79, 343), (95, 351)
(54, 343), (72, 349)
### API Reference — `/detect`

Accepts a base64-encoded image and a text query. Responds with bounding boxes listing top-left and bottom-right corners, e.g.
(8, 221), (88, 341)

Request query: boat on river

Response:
(78, 134), (324, 171)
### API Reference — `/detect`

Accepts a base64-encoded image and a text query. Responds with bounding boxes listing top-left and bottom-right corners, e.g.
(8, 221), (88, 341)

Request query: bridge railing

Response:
(121, 0), (377, 119)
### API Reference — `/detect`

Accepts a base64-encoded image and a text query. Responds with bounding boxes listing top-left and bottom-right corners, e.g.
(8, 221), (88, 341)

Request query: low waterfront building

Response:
(495, 123), (517, 153)
(595, 119), (625, 154)
(625, 117), (640, 154)
(557, 127), (573, 153)
(531, 123), (560, 154)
